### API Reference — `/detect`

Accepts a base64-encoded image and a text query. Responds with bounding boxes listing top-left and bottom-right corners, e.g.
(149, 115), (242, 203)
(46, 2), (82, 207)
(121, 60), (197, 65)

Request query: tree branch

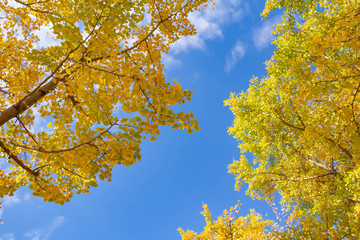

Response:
(323, 136), (353, 160)
(0, 77), (62, 126)
(2, 122), (117, 154)
(291, 146), (334, 172)
(0, 4), (103, 127)
(0, 140), (39, 177)
(273, 108), (305, 131)
(289, 172), (334, 181)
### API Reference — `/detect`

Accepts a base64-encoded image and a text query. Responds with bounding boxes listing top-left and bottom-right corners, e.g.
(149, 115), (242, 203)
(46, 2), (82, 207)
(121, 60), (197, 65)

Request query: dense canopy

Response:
(225, 0), (360, 238)
(0, 0), (206, 207)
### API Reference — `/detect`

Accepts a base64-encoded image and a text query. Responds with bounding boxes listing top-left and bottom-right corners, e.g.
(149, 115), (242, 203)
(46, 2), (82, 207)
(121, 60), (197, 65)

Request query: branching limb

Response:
(291, 146), (334, 172)
(323, 136), (353, 160)
(0, 6), (103, 127)
(2, 122), (118, 154)
(16, 116), (38, 145)
(289, 172), (334, 181)
(0, 140), (39, 177)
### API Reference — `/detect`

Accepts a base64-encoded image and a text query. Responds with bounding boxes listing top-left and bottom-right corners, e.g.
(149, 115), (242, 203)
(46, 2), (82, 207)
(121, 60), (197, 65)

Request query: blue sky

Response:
(0, 0), (282, 239)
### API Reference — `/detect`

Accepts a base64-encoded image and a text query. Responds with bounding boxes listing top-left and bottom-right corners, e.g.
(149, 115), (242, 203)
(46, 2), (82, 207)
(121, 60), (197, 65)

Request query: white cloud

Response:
(24, 193), (31, 202)
(224, 41), (247, 72)
(4, 2), (60, 48)
(1, 191), (25, 220)
(171, 0), (247, 53)
(3, 194), (21, 207)
(6, 0), (22, 8)
(253, 15), (282, 51)
(24, 216), (65, 240)
(24, 230), (42, 240)
(0, 191), (33, 219)
(33, 25), (61, 49)
(0, 233), (15, 240)
(163, 54), (182, 70)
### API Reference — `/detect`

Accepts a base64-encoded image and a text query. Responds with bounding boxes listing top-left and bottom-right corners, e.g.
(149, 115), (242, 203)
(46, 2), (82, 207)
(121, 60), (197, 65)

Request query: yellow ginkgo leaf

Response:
(0, 0), (205, 208)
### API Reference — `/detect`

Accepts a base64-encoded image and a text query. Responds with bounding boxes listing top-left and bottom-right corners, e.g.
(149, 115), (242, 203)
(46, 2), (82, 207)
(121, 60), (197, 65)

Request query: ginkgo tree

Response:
(181, 0), (360, 239)
(0, 0), (208, 208)
(225, 0), (360, 238)
(178, 203), (275, 240)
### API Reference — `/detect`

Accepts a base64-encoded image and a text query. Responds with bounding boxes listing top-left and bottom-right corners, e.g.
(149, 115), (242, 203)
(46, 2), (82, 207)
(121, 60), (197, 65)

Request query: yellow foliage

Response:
(0, 0), (209, 207)
(178, 203), (275, 240)
(225, 0), (360, 238)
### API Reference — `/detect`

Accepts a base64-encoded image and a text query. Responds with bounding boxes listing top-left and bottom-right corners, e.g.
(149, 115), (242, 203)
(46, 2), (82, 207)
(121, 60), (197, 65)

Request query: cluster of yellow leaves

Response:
(223, 0), (360, 238)
(0, 0), (210, 208)
(178, 203), (274, 240)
